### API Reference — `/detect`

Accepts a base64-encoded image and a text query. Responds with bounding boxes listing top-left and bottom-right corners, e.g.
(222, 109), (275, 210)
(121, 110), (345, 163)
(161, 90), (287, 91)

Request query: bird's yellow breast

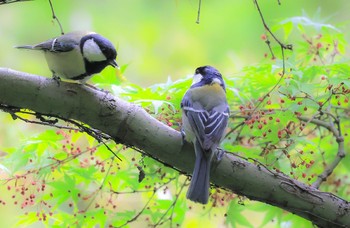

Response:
(190, 83), (226, 110)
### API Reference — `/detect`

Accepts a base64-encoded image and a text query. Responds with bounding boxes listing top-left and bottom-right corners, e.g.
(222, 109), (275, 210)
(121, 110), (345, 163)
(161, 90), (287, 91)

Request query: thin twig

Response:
(131, 146), (183, 174)
(298, 116), (345, 189)
(84, 156), (116, 212)
(253, 0), (292, 51)
(0, 105), (79, 131)
(196, 0), (202, 24)
(248, 71), (286, 119)
(111, 189), (153, 194)
(1, 142), (105, 183)
(0, 105), (122, 161)
(118, 191), (156, 227)
(111, 177), (176, 196)
(225, 121), (245, 138)
(227, 0), (293, 140)
(116, 177), (176, 227)
(0, 0), (31, 5)
(153, 179), (187, 227)
(48, 0), (64, 35)
(39, 115), (122, 161)
(280, 45), (286, 75)
(265, 38), (275, 59)
(169, 182), (186, 227)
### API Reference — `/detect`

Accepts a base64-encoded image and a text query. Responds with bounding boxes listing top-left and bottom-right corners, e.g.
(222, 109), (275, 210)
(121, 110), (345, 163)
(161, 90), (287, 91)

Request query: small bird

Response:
(16, 31), (118, 83)
(181, 65), (230, 204)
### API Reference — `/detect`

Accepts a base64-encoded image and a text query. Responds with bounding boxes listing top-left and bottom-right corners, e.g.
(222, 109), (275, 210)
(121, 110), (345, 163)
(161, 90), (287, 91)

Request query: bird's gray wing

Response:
(203, 106), (229, 150)
(16, 32), (95, 52)
(16, 38), (77, 53)
(33, 37), (78, 53)
(182, 93), (229, 151)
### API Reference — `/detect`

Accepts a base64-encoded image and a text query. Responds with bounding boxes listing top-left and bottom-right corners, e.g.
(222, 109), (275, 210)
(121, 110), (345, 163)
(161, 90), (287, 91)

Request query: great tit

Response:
(16, 31), (118, 83)
(181, 65), (230, 204)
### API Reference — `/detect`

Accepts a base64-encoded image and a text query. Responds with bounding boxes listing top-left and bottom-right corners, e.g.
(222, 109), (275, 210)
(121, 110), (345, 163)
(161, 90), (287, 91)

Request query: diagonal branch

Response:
(253, 0), (293, 52)
(236, 0), (293, 135)
(298, 116), (345, 189)
(48, 0), (64, 35)
(0, 0), (31, 5)
(0, 68), (349, 227)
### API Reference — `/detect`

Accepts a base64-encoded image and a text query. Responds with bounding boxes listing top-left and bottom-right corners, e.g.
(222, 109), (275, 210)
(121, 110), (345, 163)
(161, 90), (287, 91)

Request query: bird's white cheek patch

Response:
(192, 73), (203, 85)
(212, 78), (222, 84)
(83, 39), (107, 62)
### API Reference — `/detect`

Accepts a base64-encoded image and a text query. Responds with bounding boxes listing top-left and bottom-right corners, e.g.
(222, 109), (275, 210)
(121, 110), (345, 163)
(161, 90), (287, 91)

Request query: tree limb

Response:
(0, 68), (349, 227)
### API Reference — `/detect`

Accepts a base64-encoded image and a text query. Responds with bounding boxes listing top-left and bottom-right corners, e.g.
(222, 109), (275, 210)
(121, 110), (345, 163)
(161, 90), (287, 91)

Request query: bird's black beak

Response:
(109, 59), (119, 69)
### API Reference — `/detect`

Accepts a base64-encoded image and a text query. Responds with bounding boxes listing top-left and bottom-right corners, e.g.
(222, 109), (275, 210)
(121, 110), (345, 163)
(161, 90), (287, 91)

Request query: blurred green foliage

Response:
(0, 1), (350, 227)
(0, 0), (349, 85)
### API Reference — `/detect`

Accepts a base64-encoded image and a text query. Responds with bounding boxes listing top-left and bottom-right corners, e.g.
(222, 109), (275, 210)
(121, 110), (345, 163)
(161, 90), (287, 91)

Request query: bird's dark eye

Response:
(195, 68), (200, 74)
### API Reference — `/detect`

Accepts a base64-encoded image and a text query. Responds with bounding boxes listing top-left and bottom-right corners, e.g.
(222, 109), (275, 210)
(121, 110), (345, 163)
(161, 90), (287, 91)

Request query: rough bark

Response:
(0, 68), (349, 227)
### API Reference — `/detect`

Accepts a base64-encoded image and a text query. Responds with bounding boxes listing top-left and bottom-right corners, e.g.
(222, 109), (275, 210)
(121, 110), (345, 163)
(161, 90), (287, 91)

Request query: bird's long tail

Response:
(186, 140), (211, 204)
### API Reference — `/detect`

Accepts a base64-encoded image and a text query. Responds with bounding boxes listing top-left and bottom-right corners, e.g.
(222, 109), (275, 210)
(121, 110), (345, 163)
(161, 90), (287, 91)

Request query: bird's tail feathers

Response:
(186, 141), (211, 204)
(14, 45), (35, 50)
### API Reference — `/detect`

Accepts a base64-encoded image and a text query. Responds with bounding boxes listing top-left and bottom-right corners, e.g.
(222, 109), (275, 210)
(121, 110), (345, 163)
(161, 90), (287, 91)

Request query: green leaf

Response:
(112, 211), (137, 227)
(281, 16), (340, 32)
(91, 65), (123, 86)
(226, 201), (253, 228)
(283, 21), (293, 40)
(134, 99), (175, 114)
(7, 146), (33, 172)
(259, 207), (278, 227)
(70, 165), (98, 183)
(16, 212), (38, 226)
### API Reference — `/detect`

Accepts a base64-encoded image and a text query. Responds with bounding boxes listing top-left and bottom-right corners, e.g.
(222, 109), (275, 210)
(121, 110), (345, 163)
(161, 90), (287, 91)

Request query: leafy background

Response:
(0, 0), (350, 227)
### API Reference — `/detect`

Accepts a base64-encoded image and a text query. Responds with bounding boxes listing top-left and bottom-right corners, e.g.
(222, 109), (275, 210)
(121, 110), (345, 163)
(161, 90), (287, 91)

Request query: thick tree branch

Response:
(0, 68), (349, 227)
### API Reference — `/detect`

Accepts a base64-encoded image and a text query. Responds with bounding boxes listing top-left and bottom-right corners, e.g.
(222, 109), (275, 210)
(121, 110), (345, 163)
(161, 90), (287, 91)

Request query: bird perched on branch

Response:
(16, 31), (118, 84)
(181, 65), (229, 204)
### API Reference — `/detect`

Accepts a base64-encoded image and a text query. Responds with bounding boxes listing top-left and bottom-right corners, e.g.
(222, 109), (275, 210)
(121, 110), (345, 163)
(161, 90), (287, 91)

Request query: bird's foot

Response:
(52, 75), (61, 86)
(215, 148), (225, 161)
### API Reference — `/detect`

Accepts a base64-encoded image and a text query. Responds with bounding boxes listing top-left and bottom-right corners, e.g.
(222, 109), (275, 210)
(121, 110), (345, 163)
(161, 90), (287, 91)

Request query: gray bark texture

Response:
(0, 68), (349, 227)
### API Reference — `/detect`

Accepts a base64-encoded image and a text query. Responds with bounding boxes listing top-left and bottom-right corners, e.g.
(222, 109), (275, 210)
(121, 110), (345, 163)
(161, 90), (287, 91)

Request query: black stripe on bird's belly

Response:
(70, 73), (89, 80)
(71, 60), (110, 81)
(85, 60), (110, 75)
